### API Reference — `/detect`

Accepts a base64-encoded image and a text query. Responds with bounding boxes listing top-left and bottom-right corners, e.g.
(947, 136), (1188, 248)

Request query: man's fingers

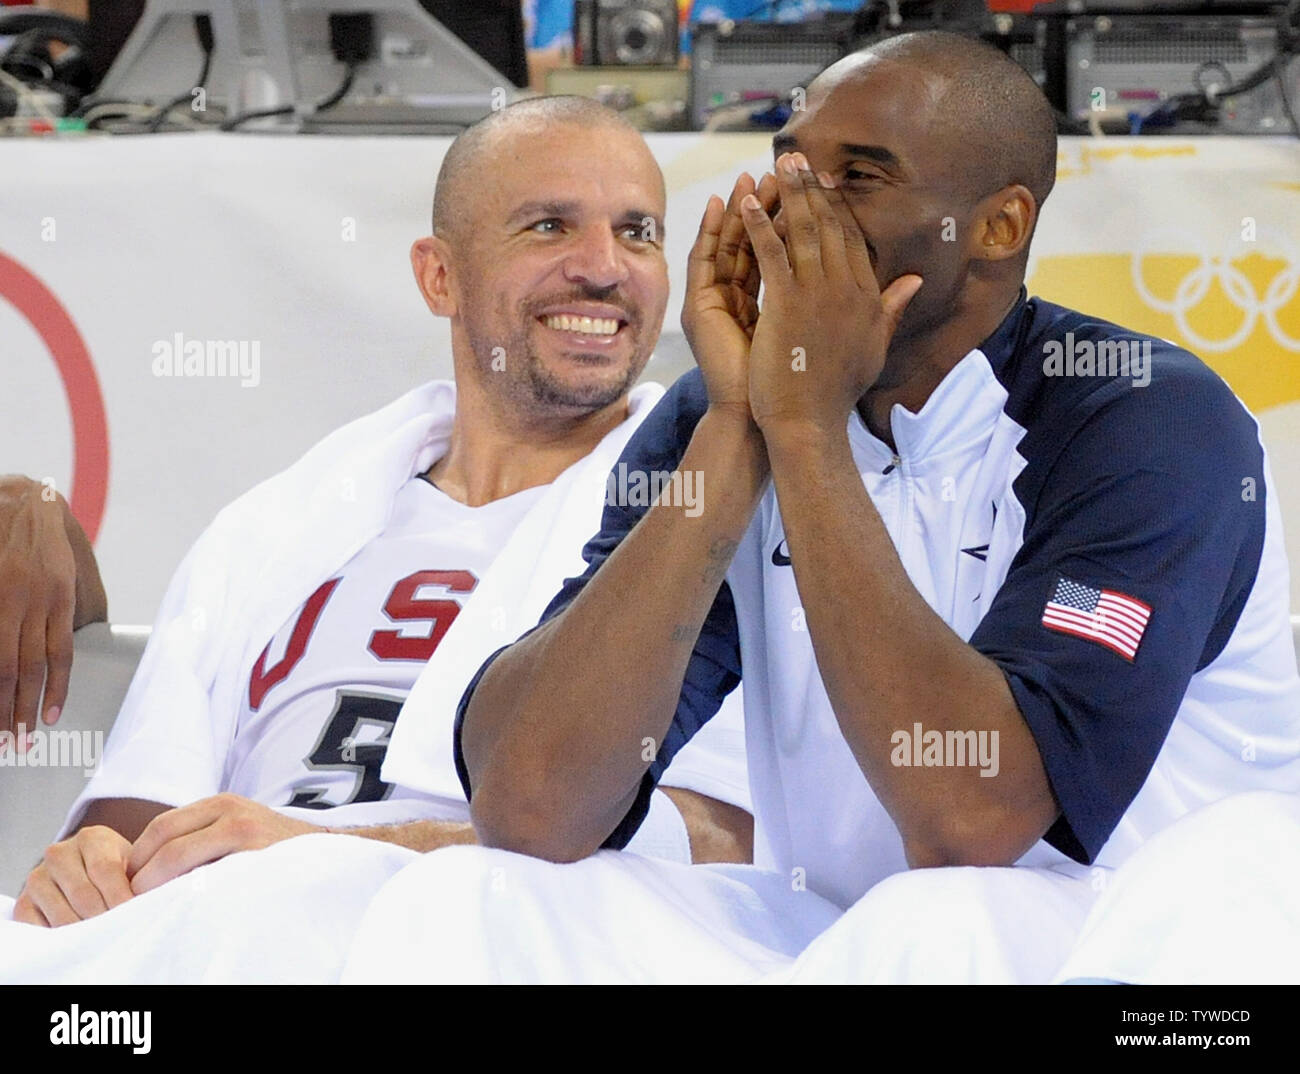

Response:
(880, 273), (925, 344)
(83, 841), (135, 910)
(741, 172), (780, 298)
(128, 799), (221, 876)
(740, 193), (792, 288)
(0, 617), (20, 743)
(12, 893), (50, 927)
(64, 853), (112, 920)
(715, 172), (757, 286)
(42, 588), (74, 725)
(25, 869), (81, 928)
(130, 826), (229, 895)
(775, 153), (821, 278)
(818, 175), (876, 292)
(11, 613), (46, 746)
(685, 194), (726, 297)
(801, 168), (852, 280)
(42, 840), (109, 920)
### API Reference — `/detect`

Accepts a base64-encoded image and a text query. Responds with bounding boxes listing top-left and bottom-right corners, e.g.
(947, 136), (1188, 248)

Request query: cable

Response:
(82, 100), (206, 133)
(311, 62), (356, 112)
(0, 66), (57, 123)
(1134, 49), (1293, 134)
(145, 15), (215, 133)
(218, 103), (293, 132)
(1277, 54), (1300, 139)
(219, 60), (358, 132)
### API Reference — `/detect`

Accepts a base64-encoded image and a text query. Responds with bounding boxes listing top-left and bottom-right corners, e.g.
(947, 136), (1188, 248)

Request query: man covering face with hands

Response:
(371, 31), (1300, 986)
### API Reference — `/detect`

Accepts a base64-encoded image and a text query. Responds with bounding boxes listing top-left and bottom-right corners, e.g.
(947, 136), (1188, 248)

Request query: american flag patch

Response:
(1042, 577), (1151, 662)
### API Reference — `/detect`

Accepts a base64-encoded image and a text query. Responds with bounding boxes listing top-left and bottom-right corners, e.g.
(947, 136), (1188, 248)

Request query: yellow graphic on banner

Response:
(1055, 142), (1197, 181)
(1030, 250), (1300, 414)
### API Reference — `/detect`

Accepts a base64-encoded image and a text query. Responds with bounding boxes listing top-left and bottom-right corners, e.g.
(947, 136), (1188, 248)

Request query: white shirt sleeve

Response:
(57, 541), (233, 838)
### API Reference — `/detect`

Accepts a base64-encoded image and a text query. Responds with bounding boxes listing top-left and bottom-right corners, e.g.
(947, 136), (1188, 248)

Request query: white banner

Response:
(3, 133), (1299, 621)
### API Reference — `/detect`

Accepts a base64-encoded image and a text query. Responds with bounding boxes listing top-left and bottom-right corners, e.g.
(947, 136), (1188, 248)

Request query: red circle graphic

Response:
(0, 250), (109, 542)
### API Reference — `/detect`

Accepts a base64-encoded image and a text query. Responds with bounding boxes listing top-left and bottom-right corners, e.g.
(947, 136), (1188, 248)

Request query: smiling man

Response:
(9, 96), (751, 931)
(376, 32), (1300, 984)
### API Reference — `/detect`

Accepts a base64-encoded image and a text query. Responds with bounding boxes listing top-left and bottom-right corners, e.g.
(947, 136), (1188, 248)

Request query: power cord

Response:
(145, 14), (215, 133)
(219, 13), (371, 132)
(1134, 2), (1300, 136)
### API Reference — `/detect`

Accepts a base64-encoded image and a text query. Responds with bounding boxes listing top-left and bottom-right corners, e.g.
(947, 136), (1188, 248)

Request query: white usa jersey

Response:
(224, 476), (544, 812)
(476, 293), (1300, 908)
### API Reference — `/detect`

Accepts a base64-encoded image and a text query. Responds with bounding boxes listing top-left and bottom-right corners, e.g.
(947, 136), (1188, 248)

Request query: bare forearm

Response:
(80, 798), (170, 843)
(465, 407), (768, 860)
(661, 787), (753, 864)
(326, 818), (476, 852)
(765, 424), (1056, 865)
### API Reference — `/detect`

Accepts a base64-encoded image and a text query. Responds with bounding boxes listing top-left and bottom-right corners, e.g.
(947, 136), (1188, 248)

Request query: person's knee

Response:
(835, 868), (1014, 968)
(791, 865), (1082, 983)
(1194, 791), (1300, 839)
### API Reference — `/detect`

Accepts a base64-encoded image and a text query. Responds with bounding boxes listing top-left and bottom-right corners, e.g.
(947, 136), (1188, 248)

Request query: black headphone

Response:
(0, 10), (93, 118)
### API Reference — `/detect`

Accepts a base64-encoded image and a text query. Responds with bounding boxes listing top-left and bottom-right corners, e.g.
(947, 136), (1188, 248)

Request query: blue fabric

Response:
(453, 294), (1273, 859)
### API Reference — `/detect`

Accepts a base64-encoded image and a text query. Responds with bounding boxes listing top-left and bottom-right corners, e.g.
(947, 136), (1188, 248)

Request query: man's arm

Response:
(739, 156), (1274, 868)
(662, 787), (753, 865)
(12, 797), (166, 927)
(124, 787), (751, 896)
(0, 475), (108, 741)
(15, 794), (475, 926)
(124, 794), (477, 895)
(16, 779), (755, 925)
(738, 157), (1054, 867)
(462, 411), (765, 862)
(764, 433), (1055, 867)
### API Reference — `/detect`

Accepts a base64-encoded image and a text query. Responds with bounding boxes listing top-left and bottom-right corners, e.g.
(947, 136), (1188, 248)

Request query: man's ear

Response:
(971, 184), (1037, 263)
(411, 235), (458, 317)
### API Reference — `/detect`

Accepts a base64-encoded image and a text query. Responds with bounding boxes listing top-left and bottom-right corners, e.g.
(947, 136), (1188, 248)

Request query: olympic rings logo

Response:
(1131, 229), (1300, 353)
(0, 251), (110, 542)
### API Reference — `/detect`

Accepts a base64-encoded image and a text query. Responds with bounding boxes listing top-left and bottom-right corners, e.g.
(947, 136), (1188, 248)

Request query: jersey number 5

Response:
(286, 691), (403, 809)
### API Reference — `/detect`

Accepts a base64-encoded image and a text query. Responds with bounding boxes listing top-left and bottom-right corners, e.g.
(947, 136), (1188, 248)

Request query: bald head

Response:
(844, 31), (1057, 211)
(431, 96), (651, 243)
(410, 94), (668, 422)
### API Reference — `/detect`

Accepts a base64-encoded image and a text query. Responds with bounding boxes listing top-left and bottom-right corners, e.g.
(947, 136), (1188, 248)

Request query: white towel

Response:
(62, 376), (748, 842)
(381, 385), (750, 815)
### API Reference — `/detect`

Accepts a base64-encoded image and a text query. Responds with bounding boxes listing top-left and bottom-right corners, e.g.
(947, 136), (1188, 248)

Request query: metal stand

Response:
(96, 0), (515, 132)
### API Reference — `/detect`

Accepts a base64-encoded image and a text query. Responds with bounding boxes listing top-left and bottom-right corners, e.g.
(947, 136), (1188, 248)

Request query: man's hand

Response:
(13, 826), (134, 927)
(127, 793), (320, 896)
(682, 171), (779, 415)
(741, 153), (922, 434)
(0, 475), (108, 748)
(0, 477), (76, 745)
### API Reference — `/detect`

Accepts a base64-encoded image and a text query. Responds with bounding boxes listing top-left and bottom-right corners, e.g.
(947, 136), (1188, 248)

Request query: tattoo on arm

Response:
(700, 538), (738, 586)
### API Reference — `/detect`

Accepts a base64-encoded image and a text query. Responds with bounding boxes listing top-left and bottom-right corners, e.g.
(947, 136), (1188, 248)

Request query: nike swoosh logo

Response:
(771, 539), (791, 567)
(961, 501), (999, 562)
(966, 501), (999, 598)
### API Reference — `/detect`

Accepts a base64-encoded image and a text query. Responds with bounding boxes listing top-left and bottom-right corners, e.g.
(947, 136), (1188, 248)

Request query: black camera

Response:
(574, 0), (681, 67)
